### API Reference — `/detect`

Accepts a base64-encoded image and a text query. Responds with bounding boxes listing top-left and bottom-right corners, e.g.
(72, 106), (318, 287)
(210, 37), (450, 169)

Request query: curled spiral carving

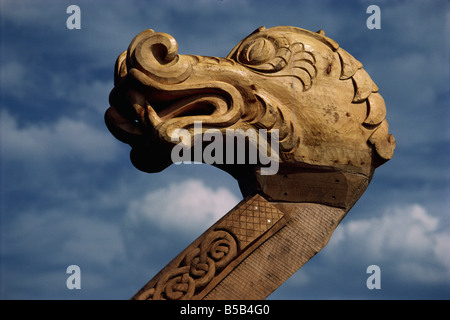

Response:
(204, 230), (238, 270)
(152, 266), (196, 300)
(164, 274), (196, 300)
(126, 29), (193, 85)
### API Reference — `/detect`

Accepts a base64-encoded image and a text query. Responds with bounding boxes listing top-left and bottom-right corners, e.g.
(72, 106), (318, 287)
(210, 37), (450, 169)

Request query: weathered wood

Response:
(204, 202), (346, 300)
(105, 25), (395, 300)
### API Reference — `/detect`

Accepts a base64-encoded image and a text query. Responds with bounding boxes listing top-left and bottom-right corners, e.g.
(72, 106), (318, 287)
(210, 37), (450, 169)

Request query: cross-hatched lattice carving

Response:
(217, 194), (284, 248)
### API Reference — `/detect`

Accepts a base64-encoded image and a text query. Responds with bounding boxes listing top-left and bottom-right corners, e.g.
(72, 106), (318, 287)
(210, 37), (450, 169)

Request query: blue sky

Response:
(0, 0), (449, 300)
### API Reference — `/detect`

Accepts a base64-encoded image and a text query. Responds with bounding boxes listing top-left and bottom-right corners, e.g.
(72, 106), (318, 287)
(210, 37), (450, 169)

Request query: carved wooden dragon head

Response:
(106, 25), (395, 210)
(105, 26), (396, 300)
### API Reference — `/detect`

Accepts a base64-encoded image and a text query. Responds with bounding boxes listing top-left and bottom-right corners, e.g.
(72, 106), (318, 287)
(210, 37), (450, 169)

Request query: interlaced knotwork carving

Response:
(133, 194), (285, 300)
(136, 229), (238, 300)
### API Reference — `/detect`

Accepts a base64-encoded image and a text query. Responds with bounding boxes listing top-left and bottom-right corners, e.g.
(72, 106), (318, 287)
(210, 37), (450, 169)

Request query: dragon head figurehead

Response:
(106, 26), (395, 209)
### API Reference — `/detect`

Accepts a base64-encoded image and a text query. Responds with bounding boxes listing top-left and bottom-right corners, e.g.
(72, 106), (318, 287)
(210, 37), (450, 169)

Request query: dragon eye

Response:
(240, 38), (275, 65)
(232, 31), (316, 91)
(236, 34), (290, 73)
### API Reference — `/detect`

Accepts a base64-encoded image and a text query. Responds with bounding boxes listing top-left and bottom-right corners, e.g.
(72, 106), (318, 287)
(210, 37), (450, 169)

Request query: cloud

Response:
(269, 202), (450, 299)
(0, 61), (30, 98)
(3, 209), (126, 267)
(65, 79), (114, 117)
(0, 206), (128, 299)
(327, 204), (450, 285)
(1, 109), (120, 164)
(0, 57), (114, 120)
(126, 179), (240, 235)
